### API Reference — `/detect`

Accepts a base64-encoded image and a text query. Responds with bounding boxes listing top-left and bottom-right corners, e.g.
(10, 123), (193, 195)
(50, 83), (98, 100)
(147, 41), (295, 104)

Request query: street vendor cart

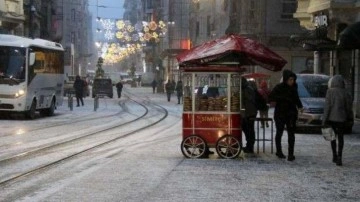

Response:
(180, 67), (243, 159)
(177, 34), (287, 159)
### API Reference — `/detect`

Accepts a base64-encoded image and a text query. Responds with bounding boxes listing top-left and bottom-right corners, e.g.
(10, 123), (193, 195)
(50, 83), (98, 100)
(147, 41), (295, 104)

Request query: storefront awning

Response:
(337, 22), (360, 50)
(290, 27), (336, 51)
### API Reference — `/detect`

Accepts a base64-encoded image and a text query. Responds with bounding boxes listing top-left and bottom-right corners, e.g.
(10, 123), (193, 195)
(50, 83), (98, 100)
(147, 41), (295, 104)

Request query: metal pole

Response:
(29, 0), (34, 38)
(94, 95), (99, 111)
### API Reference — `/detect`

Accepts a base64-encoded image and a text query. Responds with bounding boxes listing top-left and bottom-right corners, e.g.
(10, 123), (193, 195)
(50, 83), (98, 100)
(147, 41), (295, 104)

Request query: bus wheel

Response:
(25, 100), (37, 119)
(40, 99), (55, 116)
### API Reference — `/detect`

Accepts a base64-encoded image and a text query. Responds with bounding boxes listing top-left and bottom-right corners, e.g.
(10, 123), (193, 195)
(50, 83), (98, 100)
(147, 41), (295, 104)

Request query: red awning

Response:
(177, 34), (287, 72)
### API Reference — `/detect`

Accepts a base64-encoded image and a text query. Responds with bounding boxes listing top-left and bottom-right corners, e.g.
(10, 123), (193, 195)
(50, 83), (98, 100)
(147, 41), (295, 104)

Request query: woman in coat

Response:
(268, 70), (303, 161)
(322, 75), (353, 166)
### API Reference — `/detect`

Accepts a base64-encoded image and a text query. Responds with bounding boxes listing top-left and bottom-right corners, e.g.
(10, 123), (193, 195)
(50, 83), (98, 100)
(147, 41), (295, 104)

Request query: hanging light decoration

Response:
(97, 18), (168, 64)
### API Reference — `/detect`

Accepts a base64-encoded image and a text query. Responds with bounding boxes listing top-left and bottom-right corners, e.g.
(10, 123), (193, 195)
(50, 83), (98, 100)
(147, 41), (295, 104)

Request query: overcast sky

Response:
(88, 0), (125, 41)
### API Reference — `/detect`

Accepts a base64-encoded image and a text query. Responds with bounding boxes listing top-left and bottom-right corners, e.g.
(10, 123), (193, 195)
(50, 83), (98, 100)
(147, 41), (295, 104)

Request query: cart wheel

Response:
(181, 135), (207, 158)
(216, 135), (241, 159)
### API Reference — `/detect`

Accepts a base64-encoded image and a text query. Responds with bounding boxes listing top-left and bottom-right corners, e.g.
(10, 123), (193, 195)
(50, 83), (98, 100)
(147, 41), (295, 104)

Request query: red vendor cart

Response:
(177, 34), (287, 159)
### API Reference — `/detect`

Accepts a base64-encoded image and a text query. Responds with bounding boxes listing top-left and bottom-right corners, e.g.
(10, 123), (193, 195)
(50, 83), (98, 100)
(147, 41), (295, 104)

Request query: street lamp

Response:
(29, 1), (36, 38)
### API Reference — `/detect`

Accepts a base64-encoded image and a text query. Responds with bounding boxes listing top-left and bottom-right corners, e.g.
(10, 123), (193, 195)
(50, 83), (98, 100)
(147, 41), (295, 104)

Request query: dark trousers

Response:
(274, 116), (297, 156)
(329, 121), (345, 158)
(76, 95), (84, 106)
(152, 87), (156, 93)
(242, 116), (256, 150)
(166, 92), (171, 102)
(177, 95), (182, 104)
(117, 89), (122, 98)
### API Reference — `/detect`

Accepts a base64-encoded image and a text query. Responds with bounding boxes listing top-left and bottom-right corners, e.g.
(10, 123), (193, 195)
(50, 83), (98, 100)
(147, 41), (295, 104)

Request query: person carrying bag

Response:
(322, 75), (353, 166)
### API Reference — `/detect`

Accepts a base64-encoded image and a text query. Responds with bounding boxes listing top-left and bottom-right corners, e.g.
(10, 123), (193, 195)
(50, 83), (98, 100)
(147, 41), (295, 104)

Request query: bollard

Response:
(68, 94), (73, 111)
(94, 95), (99, 111)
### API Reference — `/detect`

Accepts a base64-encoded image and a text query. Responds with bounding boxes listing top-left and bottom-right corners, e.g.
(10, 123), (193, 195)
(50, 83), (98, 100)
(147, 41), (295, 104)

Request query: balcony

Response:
(0, 0), (25, 22)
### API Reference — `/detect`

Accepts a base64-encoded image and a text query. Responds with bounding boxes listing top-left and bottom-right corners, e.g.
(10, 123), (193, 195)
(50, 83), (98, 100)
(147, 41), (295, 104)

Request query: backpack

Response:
(254, 89), (268, 111)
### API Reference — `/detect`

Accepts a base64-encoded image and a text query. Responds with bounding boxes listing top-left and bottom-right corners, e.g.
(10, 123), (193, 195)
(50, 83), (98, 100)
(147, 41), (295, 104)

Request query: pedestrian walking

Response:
(116, 81), (123, 98)
(175, 80), (183, 104)
(268, 70), (303, 161)
(258, 80), (271, 128)
(73, 75), (85, 107)
(151, 79), (157, 93)
(241, 78), (258, 153)
(322, 75), (353, 166)
(165, 80), (174, 102)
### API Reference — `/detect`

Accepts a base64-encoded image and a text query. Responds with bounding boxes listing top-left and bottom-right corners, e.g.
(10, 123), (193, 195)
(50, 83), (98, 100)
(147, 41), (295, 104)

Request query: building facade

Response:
(189, 0), (312, 86)
(294, 0), (360, 118)
(0, 0), (25, 35)
(53, 0), (92, 76)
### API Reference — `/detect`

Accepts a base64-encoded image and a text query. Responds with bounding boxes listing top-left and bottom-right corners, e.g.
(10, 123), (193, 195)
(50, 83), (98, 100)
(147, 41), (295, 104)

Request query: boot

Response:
(331, 140), (337, 163)
(275, 136), (285, 158)
(332, 155), (338, 163)
(276, 152), (286, 159)
(287, 155), (295, 161)
(287, 145), (295, 161)
(336, 156), (342, 166)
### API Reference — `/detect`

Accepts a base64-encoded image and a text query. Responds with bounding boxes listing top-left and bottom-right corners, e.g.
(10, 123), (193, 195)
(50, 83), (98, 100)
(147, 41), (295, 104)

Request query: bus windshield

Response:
(0, 46), (26, 82)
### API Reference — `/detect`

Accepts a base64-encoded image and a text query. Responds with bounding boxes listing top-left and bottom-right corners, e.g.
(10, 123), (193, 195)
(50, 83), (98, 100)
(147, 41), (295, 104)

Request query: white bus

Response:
(0, 34), (64, 119)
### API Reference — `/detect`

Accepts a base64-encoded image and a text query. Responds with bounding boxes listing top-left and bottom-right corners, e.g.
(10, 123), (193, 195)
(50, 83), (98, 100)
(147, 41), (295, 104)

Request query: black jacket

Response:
(73, 76), (84, 94)
(268, 70), (303, 119)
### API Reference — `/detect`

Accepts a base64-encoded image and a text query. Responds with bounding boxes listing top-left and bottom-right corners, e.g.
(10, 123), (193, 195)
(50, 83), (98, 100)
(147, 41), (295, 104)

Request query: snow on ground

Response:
(1, 85), (360, 202)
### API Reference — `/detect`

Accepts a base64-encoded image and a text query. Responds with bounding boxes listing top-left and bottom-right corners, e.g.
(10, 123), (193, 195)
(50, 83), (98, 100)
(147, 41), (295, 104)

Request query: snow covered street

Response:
(0, 85), (359, 202)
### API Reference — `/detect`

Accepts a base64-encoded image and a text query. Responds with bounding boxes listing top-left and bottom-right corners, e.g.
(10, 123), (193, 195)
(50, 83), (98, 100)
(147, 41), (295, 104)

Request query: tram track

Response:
(0, 97), (148, 163)
(0, 96), (131, 139)
(0, 96), (135, 154)
(0, 95), (168, 187)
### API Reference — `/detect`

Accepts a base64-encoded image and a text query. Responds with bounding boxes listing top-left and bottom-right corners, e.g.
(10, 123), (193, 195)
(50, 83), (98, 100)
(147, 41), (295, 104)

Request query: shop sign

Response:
(314, 15), (328, 27)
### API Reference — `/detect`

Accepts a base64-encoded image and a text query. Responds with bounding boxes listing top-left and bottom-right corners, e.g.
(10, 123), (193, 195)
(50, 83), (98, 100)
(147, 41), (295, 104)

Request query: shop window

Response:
(281, 0), (296, 19)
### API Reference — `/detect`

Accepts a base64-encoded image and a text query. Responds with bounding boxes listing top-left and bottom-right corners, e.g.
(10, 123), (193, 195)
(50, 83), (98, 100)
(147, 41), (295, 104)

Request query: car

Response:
(92, 78), (113, 98)
(120, 73), (133, 84)
(63, 75), (89, 97)
(295, 74), (353, 133)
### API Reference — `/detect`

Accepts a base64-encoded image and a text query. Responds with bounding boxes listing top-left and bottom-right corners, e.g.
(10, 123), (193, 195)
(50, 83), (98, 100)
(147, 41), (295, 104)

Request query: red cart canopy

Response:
(177, 34), (287, 72)
(242, 72), (271, 79)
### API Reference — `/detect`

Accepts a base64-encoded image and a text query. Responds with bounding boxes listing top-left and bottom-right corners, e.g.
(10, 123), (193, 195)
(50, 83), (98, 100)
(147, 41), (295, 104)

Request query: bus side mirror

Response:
(29, 53), (36, 66)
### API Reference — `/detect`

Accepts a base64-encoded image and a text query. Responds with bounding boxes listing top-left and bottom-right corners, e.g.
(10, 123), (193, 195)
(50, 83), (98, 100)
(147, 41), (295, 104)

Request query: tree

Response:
(95, 57), (104, 78)
(129, 63), (136, 77)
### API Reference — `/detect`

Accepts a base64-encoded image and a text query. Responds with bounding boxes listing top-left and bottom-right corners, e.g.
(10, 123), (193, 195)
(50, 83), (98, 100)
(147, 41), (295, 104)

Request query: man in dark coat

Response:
(269, 70), (303, 161)
(116, 81), (123, 98)
(241, 78), (258, 153)
(151, 79), (157, 93)
(73, 75), (85, 107)
(165, 80), (174, 102)
(175, 80), (183, 104)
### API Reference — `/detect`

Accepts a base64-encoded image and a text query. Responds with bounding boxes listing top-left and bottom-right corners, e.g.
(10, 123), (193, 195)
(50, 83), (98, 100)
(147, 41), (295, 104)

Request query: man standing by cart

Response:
(269, 69), (303, 161)
(241, 78), (258, 153)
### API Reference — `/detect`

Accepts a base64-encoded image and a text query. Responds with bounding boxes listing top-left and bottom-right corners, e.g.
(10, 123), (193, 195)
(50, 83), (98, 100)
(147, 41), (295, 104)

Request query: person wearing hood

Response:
(322, 75), (353, 166)
(241, 77), (258, 153)
(269, 70), (303, 161)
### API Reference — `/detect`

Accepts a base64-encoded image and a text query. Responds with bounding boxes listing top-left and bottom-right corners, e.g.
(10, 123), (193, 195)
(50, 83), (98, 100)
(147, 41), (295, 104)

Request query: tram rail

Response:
(0, 95), (168, 187)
